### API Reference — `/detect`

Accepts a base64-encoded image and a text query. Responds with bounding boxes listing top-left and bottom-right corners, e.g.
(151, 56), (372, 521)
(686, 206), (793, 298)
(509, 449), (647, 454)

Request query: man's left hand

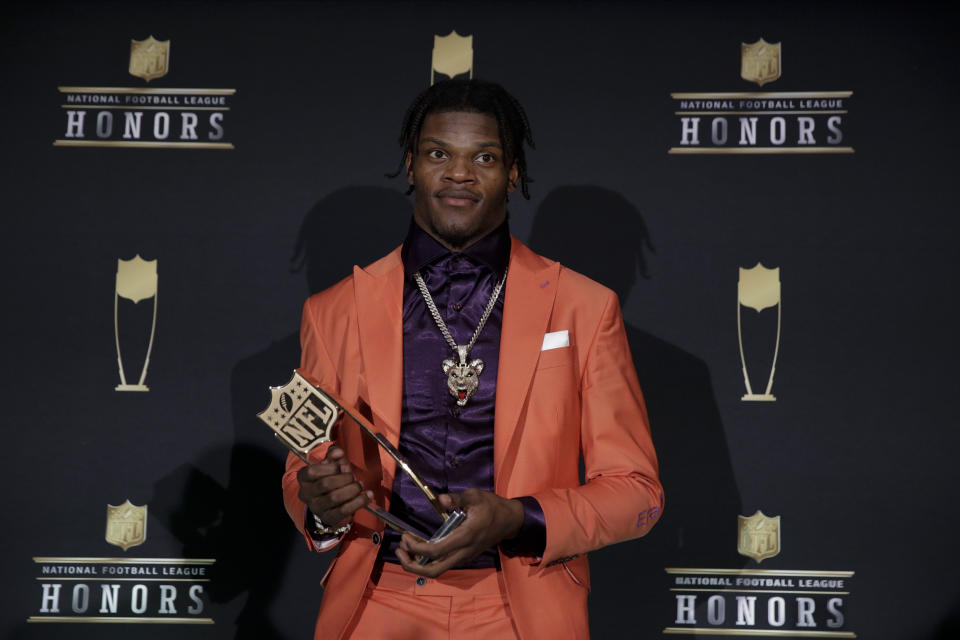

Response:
(395, 490), (524, 578)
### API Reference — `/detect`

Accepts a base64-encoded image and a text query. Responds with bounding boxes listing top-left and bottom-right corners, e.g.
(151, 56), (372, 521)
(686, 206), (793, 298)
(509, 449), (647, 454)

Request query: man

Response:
(282, 79), (663, 639)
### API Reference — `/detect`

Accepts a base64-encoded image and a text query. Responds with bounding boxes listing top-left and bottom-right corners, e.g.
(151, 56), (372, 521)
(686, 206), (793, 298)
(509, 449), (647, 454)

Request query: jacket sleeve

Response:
(281, 296), (340, 551)
(532, 290), (664, 566)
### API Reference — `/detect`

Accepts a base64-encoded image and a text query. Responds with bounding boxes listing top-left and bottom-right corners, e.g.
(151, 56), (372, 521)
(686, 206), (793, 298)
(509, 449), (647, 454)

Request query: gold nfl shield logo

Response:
(738, 510), (781, 562)
(741, 38), (781, 87)
(258, 370), (341, 457)
(106, 500), (147, 551)
(129, 36), (170, 82)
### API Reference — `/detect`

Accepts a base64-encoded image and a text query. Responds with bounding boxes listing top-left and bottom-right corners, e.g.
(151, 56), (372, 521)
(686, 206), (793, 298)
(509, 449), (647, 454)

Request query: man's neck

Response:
(412, 216), (507, 253)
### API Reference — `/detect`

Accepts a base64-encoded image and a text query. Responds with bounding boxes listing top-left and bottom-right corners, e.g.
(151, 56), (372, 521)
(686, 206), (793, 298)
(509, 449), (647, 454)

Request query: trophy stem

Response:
(364, 506), (430, 540)
(137, 288), (159, 386)
(763, 300), (782, 396)
(737, 300), (754, 396)
(333, 398), (449, 521)
(114, 288), (128, 386)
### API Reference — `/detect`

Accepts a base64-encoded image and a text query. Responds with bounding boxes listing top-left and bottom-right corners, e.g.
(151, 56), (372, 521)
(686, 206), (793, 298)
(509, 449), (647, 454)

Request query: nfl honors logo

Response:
(738, 510), (781, 562)
(105, 500), (147, 551)
(129, 36), (170, 82)
(741, 38), (781, 87)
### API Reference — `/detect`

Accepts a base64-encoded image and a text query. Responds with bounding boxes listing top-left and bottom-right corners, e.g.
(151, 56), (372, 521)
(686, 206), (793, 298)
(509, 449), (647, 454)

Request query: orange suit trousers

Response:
(341, 562), (521, 640)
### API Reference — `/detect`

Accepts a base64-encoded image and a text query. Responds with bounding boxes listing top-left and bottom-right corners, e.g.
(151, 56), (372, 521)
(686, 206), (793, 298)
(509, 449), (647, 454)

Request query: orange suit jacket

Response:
(282, 236), (663, 640)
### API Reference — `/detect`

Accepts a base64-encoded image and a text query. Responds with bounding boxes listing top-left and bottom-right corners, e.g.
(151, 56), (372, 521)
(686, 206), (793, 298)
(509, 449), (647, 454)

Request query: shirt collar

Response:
(401, 216), (511, 280)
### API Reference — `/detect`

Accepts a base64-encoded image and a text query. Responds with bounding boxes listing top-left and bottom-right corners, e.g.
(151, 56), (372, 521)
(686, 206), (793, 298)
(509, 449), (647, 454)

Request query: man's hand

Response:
(296, 445), (373, 527)
(395, 489), (524, 577)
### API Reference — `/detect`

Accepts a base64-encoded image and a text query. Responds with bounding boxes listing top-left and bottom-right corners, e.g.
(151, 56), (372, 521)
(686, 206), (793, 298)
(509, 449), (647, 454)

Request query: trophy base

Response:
(116, 384), (150, 392)
(418, 508), (468, 566)
(742, 393), (776, 402)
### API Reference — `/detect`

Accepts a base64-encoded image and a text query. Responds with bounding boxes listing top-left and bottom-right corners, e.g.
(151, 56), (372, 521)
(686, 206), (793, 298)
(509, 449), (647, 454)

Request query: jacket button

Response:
(371, 532), (381, 546)
(416, 576), (426, 587)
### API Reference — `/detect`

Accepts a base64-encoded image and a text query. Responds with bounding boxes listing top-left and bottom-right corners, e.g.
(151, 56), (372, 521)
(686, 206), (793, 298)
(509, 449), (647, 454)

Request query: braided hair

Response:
(388, 79), (535, 199)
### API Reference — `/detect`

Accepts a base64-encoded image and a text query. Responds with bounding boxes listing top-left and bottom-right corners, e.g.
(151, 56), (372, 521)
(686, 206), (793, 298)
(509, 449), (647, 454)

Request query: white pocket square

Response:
(541, 330), (570, 351)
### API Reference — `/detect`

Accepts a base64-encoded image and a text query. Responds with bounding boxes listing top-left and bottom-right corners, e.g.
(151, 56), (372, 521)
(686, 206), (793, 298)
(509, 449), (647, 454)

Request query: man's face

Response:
(407, 111), (518, 251)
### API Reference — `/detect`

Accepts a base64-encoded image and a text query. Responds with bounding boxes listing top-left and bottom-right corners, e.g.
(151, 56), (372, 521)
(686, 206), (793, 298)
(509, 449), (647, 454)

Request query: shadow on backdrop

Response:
(937, 604), (960, 640)
(528, 185), (744, 635)
(152, 187), (410, 638)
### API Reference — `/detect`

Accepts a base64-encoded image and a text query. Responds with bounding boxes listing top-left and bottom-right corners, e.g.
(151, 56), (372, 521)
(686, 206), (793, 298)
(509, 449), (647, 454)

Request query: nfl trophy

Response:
(738, 263), (781, 402)
(114, 255), (158, 392)
(259, 370), (465, 553)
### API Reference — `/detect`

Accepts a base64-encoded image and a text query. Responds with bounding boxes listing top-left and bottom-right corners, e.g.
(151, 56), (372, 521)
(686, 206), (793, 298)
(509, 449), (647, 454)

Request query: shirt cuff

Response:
(305, 506), (341, 551)
(500, 496), (546, 557)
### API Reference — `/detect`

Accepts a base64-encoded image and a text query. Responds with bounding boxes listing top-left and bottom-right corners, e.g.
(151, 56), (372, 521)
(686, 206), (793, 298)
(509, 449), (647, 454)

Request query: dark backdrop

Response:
(2, 2), (958, 638)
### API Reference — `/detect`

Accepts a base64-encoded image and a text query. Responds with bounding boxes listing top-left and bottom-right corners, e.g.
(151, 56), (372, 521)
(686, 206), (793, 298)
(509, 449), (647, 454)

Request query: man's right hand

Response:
(296, 445), (373, 527)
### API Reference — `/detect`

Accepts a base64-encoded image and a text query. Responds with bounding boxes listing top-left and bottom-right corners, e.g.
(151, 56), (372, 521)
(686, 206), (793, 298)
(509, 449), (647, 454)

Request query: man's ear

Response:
(506, 160), (519, 194)
(405, 151), (414, 186)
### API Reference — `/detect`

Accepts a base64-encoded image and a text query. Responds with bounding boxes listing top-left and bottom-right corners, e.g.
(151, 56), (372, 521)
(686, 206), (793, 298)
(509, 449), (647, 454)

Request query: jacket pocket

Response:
(536, 345), (575, 370)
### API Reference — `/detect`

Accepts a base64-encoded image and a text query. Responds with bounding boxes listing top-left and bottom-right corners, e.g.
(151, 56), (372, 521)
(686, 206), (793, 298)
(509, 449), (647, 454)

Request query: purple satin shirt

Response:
(379, 218), (545, 568)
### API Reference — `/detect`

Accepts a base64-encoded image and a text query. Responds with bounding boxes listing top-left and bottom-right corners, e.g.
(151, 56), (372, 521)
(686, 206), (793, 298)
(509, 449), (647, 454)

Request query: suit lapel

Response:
(354, 250), (404, 485)
(494, 238), (559, 492)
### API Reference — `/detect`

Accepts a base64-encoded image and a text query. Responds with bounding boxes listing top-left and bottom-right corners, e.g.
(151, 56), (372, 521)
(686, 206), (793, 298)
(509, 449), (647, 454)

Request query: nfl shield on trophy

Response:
(259, 371), (466, 551)
(431, 30), (473, 85)
(738, 263), (781, 402)
(114, 255), (158, 392)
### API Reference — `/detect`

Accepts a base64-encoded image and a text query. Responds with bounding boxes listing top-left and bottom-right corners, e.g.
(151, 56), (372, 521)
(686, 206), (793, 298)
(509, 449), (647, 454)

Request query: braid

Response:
(386, 79), (536, 199)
